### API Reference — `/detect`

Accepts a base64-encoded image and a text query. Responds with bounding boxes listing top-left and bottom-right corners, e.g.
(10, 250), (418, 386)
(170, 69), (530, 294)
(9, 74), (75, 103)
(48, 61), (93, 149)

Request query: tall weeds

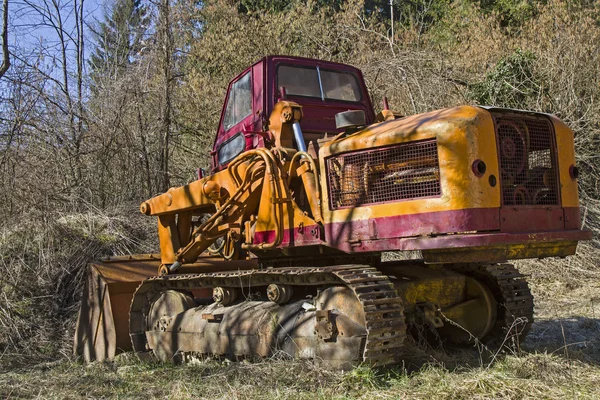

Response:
(0, 205), (156, 370)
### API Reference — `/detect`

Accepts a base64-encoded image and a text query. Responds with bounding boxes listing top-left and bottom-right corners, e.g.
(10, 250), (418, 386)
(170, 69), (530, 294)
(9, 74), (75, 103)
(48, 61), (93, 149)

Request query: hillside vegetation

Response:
(0, 0), (599, 398)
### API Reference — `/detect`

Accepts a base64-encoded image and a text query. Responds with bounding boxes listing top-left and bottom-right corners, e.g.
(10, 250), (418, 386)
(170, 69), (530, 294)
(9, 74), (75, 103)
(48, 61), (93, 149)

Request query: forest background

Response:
(1, 0), (600, 398)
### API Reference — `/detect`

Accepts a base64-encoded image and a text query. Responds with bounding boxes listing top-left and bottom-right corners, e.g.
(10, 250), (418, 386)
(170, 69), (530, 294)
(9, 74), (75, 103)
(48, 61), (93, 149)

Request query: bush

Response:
(469, 49), (542, 108)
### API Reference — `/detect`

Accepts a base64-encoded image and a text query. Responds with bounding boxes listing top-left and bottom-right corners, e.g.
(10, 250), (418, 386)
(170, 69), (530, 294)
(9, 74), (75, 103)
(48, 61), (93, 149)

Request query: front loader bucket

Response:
(73, 255), (160, 362)
(74, 255), (259, 362)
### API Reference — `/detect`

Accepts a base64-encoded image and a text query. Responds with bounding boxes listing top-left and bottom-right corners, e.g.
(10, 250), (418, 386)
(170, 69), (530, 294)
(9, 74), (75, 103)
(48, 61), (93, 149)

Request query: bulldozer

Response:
(74, 55), (591, 367)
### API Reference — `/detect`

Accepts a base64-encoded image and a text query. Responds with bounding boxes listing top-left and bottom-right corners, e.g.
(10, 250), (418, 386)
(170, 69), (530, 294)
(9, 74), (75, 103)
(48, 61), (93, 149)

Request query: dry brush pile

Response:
(0, 205), (156, 370)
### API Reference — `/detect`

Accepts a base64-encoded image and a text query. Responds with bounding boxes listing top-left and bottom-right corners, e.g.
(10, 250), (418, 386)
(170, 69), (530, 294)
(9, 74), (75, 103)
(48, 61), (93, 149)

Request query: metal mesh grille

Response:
(494, 114), (559, 206)
(327, 140), (441, 210)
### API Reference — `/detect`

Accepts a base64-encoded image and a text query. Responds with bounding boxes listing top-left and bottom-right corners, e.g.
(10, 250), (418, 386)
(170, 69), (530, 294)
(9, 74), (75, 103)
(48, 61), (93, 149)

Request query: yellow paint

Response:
(550, 115), (579, 208)
(320, 106), (502, 224)
(142, 166), (251, 216)
(253, 161), (319, 234)
(400, 277), (464, 309)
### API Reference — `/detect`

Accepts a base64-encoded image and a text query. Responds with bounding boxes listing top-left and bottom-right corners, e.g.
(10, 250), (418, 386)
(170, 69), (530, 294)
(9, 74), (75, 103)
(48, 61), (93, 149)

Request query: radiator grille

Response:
(494, 114), (559, 206)
(327, 140), (441, 210)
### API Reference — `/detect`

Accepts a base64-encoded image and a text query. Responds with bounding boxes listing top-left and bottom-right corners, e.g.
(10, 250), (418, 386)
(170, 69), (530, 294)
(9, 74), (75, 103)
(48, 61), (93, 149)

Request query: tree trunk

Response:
(0, 0), (10, 78)
(158, 0), (173, 192)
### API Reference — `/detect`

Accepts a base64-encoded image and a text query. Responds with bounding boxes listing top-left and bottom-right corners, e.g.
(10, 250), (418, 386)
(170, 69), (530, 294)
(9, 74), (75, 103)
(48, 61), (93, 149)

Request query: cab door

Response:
(211, 62), (264, 172)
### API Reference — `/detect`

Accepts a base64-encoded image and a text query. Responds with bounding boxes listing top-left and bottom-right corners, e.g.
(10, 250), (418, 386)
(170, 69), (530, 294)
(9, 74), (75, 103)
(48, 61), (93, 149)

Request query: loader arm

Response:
(74, 100), (313, 361)
(140, 101), (320, 274)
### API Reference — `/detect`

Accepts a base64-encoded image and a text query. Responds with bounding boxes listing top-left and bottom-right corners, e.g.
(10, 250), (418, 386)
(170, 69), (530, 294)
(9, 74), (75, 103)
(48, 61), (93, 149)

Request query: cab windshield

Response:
(277, 65), (362, 102)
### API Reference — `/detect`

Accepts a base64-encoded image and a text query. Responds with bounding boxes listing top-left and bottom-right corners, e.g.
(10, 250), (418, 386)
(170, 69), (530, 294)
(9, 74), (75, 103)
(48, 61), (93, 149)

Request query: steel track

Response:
(454, 263), (534, 342)
(129, 264), (407, 366)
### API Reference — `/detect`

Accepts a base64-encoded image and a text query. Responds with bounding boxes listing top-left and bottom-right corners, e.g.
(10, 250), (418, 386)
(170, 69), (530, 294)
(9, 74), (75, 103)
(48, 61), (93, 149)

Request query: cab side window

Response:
(217, 133), (245, 165)
(222, 72), (252, 131)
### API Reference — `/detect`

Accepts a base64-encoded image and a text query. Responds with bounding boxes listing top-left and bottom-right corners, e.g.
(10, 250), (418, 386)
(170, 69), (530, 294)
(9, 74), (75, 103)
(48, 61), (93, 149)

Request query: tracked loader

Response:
(74, 56), (591, 367)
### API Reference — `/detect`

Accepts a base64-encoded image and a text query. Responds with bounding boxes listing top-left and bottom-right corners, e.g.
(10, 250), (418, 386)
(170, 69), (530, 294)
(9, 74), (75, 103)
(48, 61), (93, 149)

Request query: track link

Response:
(129, 265), (407, 366)
(333, 267), (406, 366)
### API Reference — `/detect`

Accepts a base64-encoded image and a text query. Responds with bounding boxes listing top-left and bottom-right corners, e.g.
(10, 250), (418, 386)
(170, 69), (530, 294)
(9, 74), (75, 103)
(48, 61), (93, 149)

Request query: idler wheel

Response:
(147, 290), (195, 332)
(266, 284), (293, 304)
(439, 277), (497, 344)
(213, 287), (238, 306)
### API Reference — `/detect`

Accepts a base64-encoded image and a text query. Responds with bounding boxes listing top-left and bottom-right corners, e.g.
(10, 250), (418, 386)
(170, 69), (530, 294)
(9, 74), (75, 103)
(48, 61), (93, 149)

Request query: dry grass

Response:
(514, 196), (600, 369)
(0, 348), (598, 399)
(0, 203), (157, 370)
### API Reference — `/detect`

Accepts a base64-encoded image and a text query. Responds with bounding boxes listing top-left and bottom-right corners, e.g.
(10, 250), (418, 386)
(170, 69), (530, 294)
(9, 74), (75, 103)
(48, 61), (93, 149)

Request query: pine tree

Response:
(89, 0), (149, 82)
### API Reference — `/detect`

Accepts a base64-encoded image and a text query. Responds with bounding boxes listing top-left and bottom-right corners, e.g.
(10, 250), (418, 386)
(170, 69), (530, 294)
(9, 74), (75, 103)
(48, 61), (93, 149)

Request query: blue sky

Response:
(9, 0), (107, 64)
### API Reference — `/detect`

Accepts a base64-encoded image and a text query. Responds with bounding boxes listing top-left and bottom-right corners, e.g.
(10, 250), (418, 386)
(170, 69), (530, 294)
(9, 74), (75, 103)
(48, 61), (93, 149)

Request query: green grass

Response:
(1, 352), (599, 399)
